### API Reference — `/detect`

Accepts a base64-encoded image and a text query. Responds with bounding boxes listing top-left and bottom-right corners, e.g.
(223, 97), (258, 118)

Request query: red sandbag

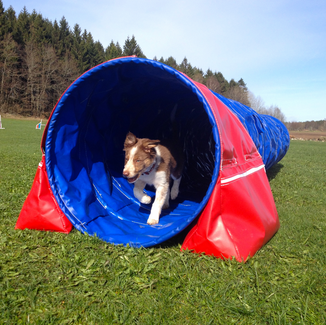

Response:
(15, 155), (73, 233)
(181, 82), (279, 261)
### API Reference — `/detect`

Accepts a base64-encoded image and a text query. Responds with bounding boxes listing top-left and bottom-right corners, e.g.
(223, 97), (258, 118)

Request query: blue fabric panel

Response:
(212, 92), (290, 170)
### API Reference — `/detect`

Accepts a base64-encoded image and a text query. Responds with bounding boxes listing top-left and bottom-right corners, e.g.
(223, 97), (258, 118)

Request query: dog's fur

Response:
(123, 132), (183, 225)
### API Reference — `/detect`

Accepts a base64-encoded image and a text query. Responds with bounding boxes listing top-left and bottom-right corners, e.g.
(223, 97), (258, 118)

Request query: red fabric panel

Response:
(15, 155), (73, 233)
(181, 82), (280, 261)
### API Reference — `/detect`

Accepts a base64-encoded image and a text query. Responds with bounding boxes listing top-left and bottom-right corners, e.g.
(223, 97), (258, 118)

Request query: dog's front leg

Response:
(147, 183), (169, 225)
(133, 180), (151, 204)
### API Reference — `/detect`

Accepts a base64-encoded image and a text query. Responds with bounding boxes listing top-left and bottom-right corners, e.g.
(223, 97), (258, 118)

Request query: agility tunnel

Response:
(16, 57), (290, 261)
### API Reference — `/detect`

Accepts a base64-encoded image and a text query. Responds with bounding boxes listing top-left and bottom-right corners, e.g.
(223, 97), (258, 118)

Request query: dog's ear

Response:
(143, 139), (160, 153)
(124, 132), (137, 148)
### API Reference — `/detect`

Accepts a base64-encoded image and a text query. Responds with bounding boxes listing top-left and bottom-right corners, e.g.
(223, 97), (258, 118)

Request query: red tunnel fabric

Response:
(180, 81), (279, 261)
(15, 155), (73, 234)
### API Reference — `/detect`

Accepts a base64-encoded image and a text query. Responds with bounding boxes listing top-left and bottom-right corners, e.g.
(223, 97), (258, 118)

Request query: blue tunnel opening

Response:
(45, 58), (221, 247)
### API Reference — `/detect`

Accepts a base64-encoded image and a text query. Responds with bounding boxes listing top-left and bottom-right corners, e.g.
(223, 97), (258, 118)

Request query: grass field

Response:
(0, 118), (325, 324)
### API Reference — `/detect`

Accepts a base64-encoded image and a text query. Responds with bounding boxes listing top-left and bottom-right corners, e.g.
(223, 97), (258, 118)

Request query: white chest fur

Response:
(139, 170), (167, 188)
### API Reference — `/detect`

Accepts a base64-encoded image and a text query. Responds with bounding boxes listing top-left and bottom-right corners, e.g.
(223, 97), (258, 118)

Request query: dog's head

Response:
(123, 132), (160, 183)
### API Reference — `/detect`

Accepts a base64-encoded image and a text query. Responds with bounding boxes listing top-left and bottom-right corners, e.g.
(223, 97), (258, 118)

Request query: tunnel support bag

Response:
(16, 57), (289, 261)
(15, 155), (73, 233)
(180, 82), (280, 261)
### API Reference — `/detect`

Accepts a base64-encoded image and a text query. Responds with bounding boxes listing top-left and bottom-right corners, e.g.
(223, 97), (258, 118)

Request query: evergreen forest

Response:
(0, 2), (251, 117)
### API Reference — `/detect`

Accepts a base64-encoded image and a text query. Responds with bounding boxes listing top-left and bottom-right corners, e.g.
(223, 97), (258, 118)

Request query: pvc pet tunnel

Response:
(16, 57), (290, 261)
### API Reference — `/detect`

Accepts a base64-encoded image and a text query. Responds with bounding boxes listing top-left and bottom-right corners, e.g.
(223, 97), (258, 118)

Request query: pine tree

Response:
(224, 78), (250, 106)
(30, 11), (47, 45)
(75, 29), (90, 72)
(179, 57), (194, 77)
(205, 69), (214, 78)
(94, 40), (105, 64)
(43, 18), (54, 44)
(164, 56), (177, 69)
(116, 42), (122, 57)
(58, 16), (71, 56)
(215, 72), (225, 83)
(4, 6), (16, 35)
(229, 78), (237, 88)
(80, 31), (98, 72)
(105, 40), (122, 60)
(237, 78), (247, 90)
(0, 0), (5, 40)
(215, 72), (228, 93)
(51, 20), (60, 54)
(71, 24), (83, 72)
(13, 7), (30, 45)
(73, 23), (82, 43)
(123, 35), (146, 58)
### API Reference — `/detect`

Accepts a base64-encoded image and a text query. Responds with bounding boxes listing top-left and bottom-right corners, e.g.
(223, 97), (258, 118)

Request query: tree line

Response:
(285, 120), (326, 132)
(1, 1), (282, 120)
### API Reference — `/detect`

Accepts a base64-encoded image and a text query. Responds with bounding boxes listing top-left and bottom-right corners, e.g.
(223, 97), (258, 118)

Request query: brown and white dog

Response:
(123, 132), (183, 225)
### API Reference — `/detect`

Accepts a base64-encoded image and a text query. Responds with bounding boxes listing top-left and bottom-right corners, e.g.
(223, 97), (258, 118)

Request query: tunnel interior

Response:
(45, 58), (220, 246)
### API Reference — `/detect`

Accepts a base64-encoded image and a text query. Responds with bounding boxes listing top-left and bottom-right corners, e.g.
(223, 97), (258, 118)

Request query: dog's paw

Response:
(147, 217), (159, 225)
(140, 195), (152, 205)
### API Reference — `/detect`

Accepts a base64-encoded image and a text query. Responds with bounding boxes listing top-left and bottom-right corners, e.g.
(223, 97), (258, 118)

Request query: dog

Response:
(123, 132), (183, 225)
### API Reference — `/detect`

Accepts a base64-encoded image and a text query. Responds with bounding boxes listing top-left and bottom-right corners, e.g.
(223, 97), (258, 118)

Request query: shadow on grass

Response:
(266, 163), (284, 182)
(156, 231), (187, 249)
(155, 216), (200, 249)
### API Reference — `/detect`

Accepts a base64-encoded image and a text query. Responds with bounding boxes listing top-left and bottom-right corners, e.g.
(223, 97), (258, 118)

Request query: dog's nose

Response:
(123, 171), (129, 177)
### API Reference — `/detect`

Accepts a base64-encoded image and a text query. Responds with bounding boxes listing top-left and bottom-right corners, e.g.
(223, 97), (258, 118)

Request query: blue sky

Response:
(4, 0), (326, 122)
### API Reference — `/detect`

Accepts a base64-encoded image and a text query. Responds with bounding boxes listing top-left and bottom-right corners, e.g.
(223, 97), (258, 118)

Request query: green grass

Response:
(1, 118), (325, 324)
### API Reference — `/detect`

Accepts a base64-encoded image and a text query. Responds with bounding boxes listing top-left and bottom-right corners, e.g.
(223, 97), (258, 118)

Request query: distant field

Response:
(0, 118), (325, 324)
(289, 130), (326, 140)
